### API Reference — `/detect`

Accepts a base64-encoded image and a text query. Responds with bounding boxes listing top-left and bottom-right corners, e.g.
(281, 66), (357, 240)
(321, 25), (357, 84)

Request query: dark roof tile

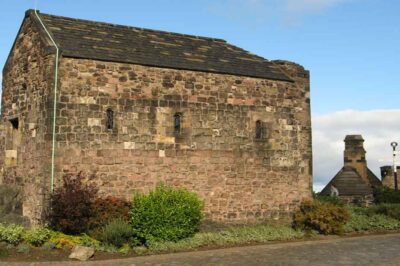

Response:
(320, 167), (374, 196)
(30, 10), (292, 81)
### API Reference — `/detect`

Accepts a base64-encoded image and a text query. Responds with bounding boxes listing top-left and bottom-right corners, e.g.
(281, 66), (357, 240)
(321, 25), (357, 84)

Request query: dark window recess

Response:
(9, 118), (19, 130)
(106, 109), (114, 130)
(174, 113), (181, 134)
(255, 120), (264, 140)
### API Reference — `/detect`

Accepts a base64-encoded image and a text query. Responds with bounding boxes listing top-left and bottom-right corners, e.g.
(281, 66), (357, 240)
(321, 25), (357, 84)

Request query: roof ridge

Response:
(30, 9), (227, 43)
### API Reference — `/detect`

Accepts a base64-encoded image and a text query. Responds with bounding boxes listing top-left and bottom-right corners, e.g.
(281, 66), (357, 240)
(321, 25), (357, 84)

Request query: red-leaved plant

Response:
(48, 172), (98, 235)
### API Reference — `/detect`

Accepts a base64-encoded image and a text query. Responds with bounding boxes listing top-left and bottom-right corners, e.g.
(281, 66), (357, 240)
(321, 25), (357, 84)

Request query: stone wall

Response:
(52, 57), (312, 222)
(0, 16), (56, 224)
(1, 16), (312, 224)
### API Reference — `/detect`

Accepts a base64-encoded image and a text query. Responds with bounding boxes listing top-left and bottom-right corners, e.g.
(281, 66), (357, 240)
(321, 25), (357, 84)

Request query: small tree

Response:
(48, 172), (98, 235)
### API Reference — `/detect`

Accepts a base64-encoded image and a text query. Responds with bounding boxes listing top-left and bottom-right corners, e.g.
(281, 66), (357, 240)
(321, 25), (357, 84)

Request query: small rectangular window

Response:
(255, 120), (264, 140)
(106, 109), (114, 130)
(174, 113), (181, 135)
(9, 118), (19, 130)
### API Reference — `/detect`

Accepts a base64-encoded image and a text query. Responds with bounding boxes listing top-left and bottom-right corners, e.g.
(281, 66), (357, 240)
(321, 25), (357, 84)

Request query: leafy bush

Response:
(48, 231), (99, 249)
(16, 243), (30, 253)
(89, 196), (131, 230)
(293, 200), (349, 235)
(97, 219), (134, 247)
(0, 223), (25, 245)
(314, 194), (344, 207)
(131, 184), (204, 243)
(374, 187), (400, 204)
(48, 172), (98, 234)
(345, 207), (400, 232)
(367, 203), (400, 220)
(24, 228), (52, 247)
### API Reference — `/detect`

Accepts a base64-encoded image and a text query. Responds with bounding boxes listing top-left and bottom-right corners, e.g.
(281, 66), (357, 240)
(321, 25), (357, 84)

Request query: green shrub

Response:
(24, 228), (52, 247)
(293, 200), (349, 235)
(374, 187), (400, 204)
(131, 184), (204, 243)
(367, 203), (400, 220)
(345, 207), (400, 232)
(16, 243), (30, 253)
(314, 194), (344, 207)
(48, 172), (98, 235)
(0, 223), (25, 245)
(97, 219), (134, 248)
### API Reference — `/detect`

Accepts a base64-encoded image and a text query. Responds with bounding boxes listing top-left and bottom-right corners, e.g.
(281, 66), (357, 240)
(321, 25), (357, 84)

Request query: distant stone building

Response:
(0, 10), (312, 224)
(380, 165), (400, 189)
(320, 135), (382, 204)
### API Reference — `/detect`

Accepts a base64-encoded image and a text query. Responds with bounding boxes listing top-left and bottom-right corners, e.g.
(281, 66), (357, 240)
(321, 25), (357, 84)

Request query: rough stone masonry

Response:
(0, 10), (312, 225)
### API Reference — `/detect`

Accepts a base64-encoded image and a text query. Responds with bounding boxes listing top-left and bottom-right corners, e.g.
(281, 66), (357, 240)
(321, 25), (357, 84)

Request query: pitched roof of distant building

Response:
(9, 10), (292, 81)
(320, 166), (381, 196)
(320, 167), (373, 196)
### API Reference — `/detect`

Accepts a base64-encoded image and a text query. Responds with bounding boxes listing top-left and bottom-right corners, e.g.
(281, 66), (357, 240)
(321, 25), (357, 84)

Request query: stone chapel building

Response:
(320, 135), (382, 204)
(0, 10), (312, 224)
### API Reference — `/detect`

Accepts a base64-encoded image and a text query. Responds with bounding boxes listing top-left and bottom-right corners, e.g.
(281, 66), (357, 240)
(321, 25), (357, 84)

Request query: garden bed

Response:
(1, 228), (400, 263)
(3, 177), (400, 262)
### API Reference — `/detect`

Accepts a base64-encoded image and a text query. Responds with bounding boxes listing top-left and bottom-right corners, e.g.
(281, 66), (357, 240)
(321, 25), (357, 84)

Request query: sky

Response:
(1, 0), (399, 191)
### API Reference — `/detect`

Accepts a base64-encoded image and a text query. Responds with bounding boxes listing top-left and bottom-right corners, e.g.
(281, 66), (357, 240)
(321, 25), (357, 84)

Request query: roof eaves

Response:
(61, 53), (294, 82)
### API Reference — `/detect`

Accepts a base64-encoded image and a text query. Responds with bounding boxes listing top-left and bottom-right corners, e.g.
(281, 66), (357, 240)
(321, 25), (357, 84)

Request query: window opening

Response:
(106, 109), (114, 130)
(255, 120), (264, 140)
(9, 118), (19, 130)
(174, 113), (181, 134)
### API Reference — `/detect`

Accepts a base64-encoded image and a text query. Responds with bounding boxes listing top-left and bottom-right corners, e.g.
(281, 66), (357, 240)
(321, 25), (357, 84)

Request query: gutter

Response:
(34, 10), (59, 192)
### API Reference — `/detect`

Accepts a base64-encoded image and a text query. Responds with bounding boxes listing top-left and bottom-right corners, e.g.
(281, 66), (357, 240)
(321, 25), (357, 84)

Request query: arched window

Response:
(255, 120), (264, 140)
(106, 108), (114, 130)
(174, 113), (181, 134)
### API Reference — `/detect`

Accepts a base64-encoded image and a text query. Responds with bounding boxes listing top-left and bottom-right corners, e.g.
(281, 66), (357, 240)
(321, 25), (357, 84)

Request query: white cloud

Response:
(312, 109), (400, 192)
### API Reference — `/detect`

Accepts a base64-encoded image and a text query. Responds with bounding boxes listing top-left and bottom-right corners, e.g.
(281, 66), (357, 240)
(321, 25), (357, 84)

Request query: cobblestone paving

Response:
(3, 233), (400, 266)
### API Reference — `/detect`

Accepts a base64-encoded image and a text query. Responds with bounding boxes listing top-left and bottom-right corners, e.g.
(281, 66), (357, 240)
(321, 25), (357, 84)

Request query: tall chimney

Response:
(344, 135), (368, 183)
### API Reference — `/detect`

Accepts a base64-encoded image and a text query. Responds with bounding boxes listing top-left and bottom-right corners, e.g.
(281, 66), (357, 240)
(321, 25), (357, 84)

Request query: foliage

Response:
(48, 172), (98, 235)
(0, 223), (25, 245)
(89, 196), (131, 230)
(136, 224), (304, 254)
(367, 203), (400, 220)
(24, 228), (52, 247)
(293, 200), (350, 235)
(48, 231), (99, 249)
(131, 184), (204, 243)
(344, 207), (400, 232)
(16, 243), (30, 253)
(41, 242), (56, 250)
(374, 187), (400, 204)
(313, 194), (344, 207)
(97, 219), (134, 248)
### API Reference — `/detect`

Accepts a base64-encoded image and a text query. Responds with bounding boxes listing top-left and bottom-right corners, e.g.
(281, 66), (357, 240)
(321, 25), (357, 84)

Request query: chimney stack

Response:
(344, 135), (368, 183)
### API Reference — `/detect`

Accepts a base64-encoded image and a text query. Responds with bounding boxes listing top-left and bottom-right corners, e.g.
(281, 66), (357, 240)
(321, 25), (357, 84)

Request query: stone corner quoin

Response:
(0, 10), (313, 225)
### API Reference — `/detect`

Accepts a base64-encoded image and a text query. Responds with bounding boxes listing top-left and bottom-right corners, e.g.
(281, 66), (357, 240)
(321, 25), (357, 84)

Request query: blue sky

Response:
(1, 0), (399, 189)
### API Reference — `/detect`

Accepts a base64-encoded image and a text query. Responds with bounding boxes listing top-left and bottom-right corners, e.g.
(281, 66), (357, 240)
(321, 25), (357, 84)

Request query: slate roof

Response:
(22, 10), (292, 81)
(320, 167), (374, 196)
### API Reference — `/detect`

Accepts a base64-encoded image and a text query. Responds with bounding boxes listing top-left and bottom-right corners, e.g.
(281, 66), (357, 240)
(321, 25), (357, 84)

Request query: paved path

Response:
(3, 233), (400, 266)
